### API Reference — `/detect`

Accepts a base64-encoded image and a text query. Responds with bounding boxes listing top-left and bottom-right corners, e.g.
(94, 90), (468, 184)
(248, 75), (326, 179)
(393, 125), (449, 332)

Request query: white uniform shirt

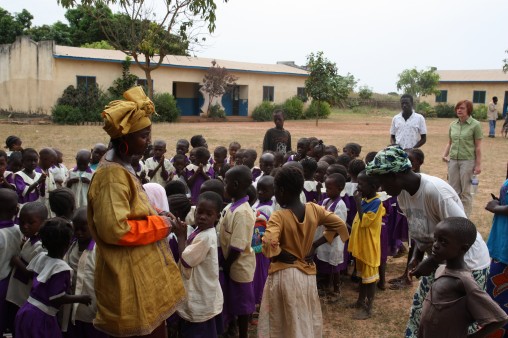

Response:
(315, 198), (347, 266)
(0, 224), (23, 280)
(144, 157), (175, 186)
(398, 174), (490, 270)
(67, 167), (94, 208)
(390, 111), (427, 149)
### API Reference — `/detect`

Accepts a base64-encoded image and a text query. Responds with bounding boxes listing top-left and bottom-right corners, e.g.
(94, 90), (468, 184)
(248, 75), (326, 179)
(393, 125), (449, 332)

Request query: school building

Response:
(0, 36), (309, 117)
(420, 69), (508, 116)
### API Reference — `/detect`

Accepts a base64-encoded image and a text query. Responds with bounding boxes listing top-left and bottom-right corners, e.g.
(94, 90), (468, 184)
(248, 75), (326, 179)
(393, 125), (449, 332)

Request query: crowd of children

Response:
(0, 104), (507, 338)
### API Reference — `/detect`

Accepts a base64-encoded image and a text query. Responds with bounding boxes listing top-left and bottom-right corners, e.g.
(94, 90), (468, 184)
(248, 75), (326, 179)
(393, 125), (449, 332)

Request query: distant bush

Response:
(304, 101), (331, 119)
(472, 105), (487, 121)
(416, 101), (436, 118)
(152, 93), (180, 122)
(208, 104), (226, 119)
(283, 96), (304, 120)
(358, 86), (373, 100)
(435, 103), (456, 118)
(52, 105), (81, 124)
(53, 84), (107, 124)
(252, 101), (275, 122)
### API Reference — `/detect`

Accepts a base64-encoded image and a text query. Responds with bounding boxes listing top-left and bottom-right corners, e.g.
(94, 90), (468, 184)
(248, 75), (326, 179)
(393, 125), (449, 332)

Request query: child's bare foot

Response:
(347, 301), (365, 309)
(377, 281), (386, 291)
(353, 308), (372, 320)
(389, 278), (412, 290)
(388, 274), (406, 284)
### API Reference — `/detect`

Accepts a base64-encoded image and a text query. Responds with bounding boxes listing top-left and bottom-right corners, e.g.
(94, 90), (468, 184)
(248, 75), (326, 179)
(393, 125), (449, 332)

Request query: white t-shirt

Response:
(390, 111), (427, 149)
(398, 174), (490, 271)
(144, 157), (175, 186)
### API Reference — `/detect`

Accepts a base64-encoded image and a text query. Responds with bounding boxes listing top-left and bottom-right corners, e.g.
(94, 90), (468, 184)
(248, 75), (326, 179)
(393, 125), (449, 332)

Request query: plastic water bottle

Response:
(471, 175), (479, 195)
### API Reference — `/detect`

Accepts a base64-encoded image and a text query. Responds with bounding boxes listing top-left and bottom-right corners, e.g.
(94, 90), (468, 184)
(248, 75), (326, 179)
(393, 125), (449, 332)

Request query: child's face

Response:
(0, 157), (7, 175)
(199, 137), (208, 149)
(73, 220), (92, 245)
(257, 181), (274, 203)
(76, 154), (91, 171)
(273, 113), (284, 129)
(194, 199), (219, 229)
(296, 142), (307, 157)
(56, 152), (63, 164)
(314, 166), (327, 183)
(176, 142), (189, 155)
(234, 151), (245, 166)
(19, 210), (43, 237)
(407, 153), (422, 173)
(356, 175), (376, 198)
(259, 156), (274, 176)
(12, 140), (22, 151)
(242, 154), (255, 168)
(214, 151), (227, 165)
(229, 145), (240, 159)
(224, 173), (239, 200)
(343, 147), (357, 159)
(174, 158), (186, 172)
(431, 222), (464, 262)
(91, 147), (106, 164)
(325, 178), (343, 199)
(39, 153), (54, 170)
(9, 158), (22, 173)
(196, 154), (209, 166)
(189, 149), (197, 164)
(152, 143), (167, 159)
(23, 153), (39, 172)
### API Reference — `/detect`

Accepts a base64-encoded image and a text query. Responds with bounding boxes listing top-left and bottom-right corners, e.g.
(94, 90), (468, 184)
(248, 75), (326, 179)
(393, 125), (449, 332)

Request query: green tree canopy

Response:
(305, 51), (356, 125)
(396, 67), (440, 98)
(0, 7), (33, 44)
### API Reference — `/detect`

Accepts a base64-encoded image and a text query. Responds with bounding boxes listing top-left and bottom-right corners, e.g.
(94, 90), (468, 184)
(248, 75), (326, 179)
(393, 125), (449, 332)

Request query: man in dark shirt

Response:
(262, 110), (292, 155)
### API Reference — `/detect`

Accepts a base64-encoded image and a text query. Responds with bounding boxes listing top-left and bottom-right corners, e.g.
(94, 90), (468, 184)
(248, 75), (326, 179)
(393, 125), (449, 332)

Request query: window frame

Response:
(76, 76), (96, 92)
(263, 86), (274, 102)
(435, 90), (448, 103)
(472, 90), (486, 104)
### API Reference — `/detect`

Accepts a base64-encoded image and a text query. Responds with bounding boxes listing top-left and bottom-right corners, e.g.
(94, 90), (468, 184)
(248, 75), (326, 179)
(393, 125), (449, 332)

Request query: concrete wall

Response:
(0, 37), (307, 116)
(420, 82), (508, 109)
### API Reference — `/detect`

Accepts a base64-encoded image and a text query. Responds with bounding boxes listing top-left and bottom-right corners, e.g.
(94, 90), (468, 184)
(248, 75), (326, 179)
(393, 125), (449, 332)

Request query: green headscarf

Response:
(366, 145), (412, 175)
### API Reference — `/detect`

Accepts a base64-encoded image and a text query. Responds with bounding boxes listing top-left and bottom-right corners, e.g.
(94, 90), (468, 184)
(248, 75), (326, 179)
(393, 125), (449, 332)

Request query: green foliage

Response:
(152, 93), (180, 123)
(304, 101), (331, 119)
(0, 7), (33, 44)
(208, 104), (226, 119)
(472, 105), (488, 121)
(25, 21), (73, 45)
(434, 103), (456, 118)
(54, 84), (108, 123)
(52, 105), (81, 124)
(387, 92), (399, 96)
(305, 51), (356, 125)
(108, 57), (139, 97)
(358, 85), (373, 100)
(415, 101), (436, 118)
(64, 4), (111, 47)
(252, 101), (275, 122)
(81, 40), (114, 49)
(396, 67), (440, 98)
(282, 96), (304, 120)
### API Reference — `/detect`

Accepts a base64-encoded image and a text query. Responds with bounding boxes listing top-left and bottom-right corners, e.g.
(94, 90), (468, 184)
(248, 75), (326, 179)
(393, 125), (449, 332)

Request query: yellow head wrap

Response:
(102, 86), (155, 139)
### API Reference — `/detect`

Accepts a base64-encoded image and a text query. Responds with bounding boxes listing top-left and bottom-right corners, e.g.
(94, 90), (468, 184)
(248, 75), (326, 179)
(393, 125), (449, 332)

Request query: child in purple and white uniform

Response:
(145, 140), (175, 186)
(287, 137), (310, 162)
(213, 146), (230, 181)
(63, 208), (106, 338)
(49, 149), (68, 188)
(14, 149), (44, 205)
(226, 142), (241, 166)
(0, 150), (15, 190)
(185, 147), (214, 205)
(6, 202), (48, 335)
(170, 139), (190, 166)
(254, 152), (275, 187)
(301, 157), (320, 203)
(0, 190), (23, 335)
(251, 176), (275, 306)
(242, 149), (261, 182)
(15, 217), (92, 338)
(219, 166), (256, 338)
(66, 150), (94, 208)
(315, 173), (347, 297)
(37, 148), (58, 217)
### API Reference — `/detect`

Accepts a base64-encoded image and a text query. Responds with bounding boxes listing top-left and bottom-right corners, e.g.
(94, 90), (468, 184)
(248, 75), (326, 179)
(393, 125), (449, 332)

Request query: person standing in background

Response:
(488, 96), (499, 138)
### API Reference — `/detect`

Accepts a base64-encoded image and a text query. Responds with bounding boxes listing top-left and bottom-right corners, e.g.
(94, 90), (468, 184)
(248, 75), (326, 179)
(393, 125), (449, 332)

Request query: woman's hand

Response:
(486, 200), (500, 213)
(173, 218), (187, 239)
(473, 165), (481, 175)
(442, 155), (450, 162)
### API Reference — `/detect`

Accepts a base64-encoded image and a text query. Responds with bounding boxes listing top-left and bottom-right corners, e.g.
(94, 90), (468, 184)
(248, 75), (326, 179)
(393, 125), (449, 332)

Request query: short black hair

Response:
(200, 179), (225, 197)
(401, 94), (414, 104)
(326, 173), (346, 189)
(348, 159), (366, 178)
(214, 146), (228, 157)
(225, 165), (253, 191)
(39, 217), (73, 256)
(273, 109), (285, 118)
(336, 154), (351, 168)
(274, 165), (304, 196)
(319, 155), (336, 165)
(72, 207), (88, 226)
(165, 180), (187, 196)
(172, 153), (187, 163)
(297, 137), (310, 147)
(257, 175), (274, 187)
(0, 150), (7, 161)
(194, 147), (210, 161)
(406, 148), (425, 164)
(49, 188), (76, 217)
(190, 135), (206, 148)
(365, 151), (378, 164)
(493, 96), (498, 101)
(357, 170), (380, 189)
(324, 145), (338, 157)
(246, 185), (257, 206)
(301, 157), (317, 174)
(198, 191), (223, 213)
(229, 141), (241, 149)
(168, 194), (191, 220)
(5, 136), (21, 149)
(244, 149), (257, 160)
(327, 164), (348, 179)
(177, 139), (189, 147)
(344, 143), (362, 157)
(22, 148), (38, 160)
(441, 217), (477, 249)
(20, 201), (48, 220)
(0, 189), (19, 218)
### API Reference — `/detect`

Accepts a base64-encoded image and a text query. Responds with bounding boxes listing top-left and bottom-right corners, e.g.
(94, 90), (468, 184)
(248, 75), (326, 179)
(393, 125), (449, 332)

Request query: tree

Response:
(305, 51), (356, 126)
(0, 7), (33, 44)
(58, 0), (226, 99)
(25, 21), (73, 45)
(201, 60), (238, 116)
(358, 85), (373, 100)
(503, 50), (508, 73)
(396, 67), (440, 98)
(81, 40), (114, 49)
(108, 57), (139, 97)
(64, 4), (112, 46)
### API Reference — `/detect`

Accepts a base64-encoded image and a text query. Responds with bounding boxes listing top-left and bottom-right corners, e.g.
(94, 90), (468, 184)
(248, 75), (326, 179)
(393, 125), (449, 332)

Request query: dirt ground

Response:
(3, 109), (508, 337)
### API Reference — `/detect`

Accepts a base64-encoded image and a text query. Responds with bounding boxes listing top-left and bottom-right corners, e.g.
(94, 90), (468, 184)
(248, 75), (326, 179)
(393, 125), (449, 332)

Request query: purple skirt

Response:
(179, 314), (223, 338)
(15, 302), (62, 338)
(315, 257), (341, 274)
(227, 279), (255, 316)
(336, 240), (350, 272)
(253, 253), (270, 304)
(65, 320), (107, 338)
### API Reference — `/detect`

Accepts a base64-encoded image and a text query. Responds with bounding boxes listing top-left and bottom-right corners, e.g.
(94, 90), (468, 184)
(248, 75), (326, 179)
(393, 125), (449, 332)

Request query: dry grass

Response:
(4, 109), (508, 337)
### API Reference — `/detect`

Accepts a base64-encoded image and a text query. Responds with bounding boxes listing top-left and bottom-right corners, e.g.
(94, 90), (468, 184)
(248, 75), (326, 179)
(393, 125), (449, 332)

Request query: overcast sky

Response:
(3, 0), (508, 93)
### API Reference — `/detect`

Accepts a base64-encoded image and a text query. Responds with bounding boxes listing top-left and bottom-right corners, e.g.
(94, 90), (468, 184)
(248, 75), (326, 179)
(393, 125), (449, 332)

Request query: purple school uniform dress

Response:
(303, 180), (319, 203)
(15, 253), (72, 338)
(251, 167), (262, 182)
(251, 200), (273, 304)
(184, 164), (215, 205)
(14, 171), (42, 204)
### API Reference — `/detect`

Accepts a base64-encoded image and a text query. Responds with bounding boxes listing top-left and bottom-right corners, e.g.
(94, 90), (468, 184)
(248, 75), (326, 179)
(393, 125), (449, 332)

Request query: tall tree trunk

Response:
(315, 100), (320, 126)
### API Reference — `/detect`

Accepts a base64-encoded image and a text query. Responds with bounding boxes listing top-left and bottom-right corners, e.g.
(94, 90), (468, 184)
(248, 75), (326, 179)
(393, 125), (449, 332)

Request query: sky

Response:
(3, 0), (508, 93)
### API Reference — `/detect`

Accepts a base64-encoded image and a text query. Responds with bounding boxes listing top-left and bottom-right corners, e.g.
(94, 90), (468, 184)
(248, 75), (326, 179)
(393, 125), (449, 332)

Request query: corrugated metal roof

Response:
(53, 45), (309, 76)
(438, 69), (508, 82)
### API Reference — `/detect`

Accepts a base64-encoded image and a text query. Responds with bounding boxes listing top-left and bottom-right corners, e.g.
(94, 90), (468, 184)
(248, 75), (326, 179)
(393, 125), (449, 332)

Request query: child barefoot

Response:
(145, 140), (175, 186)
(175, 192), (224, 337)
(219, 165), (256, 338)
(6, 202), (48, 334)
(66, 149), (93, 208)
(258, 165), (349, 337)
(419, 217), (508, 337)
(15, 217), (92, 338)
(0, 190), (23, 335)
(348, 170), (385, 320)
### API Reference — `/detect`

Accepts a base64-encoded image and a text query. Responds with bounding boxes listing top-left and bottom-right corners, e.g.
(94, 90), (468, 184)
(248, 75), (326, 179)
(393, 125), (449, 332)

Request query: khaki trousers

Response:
(448, 159), (475, 217)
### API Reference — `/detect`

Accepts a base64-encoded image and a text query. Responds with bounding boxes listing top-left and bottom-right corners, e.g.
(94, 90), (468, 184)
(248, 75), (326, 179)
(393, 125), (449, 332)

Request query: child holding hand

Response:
(175, 191), (224, 337)
(419, 217), (508, 337)
(185, 147), (215, 205)
(14, 149), (45, 205)
(145, 140), (175, 186)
